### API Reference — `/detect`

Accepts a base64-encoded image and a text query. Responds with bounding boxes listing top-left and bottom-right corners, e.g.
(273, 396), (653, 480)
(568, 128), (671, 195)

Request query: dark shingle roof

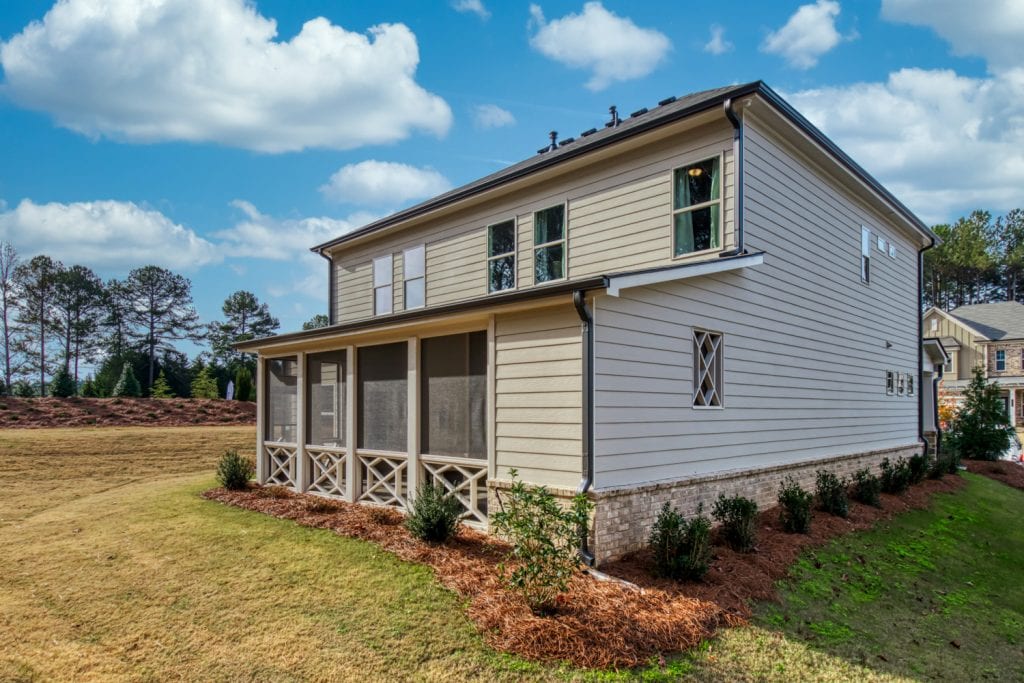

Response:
(949, 302), (1024, 340)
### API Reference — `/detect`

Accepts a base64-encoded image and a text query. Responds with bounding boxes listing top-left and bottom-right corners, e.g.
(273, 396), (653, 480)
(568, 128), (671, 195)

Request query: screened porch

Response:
(257, 329), (491, 526)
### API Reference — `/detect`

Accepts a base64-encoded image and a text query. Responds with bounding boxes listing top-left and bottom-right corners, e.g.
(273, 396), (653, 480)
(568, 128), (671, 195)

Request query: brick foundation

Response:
(589, 442), (923, 565)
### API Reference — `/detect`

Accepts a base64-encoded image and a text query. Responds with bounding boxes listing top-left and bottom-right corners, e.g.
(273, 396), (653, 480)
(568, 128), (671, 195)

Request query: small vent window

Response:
(693, 329), (723, 408)
(886, 370), (895, 395)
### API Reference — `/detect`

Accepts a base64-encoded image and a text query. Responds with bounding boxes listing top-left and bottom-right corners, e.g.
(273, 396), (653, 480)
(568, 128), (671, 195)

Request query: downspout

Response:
(573, 289), (596, 566)
(934, 356), (943, 460)
(317, 250), (335, 325)
(720, 98), (745, 258)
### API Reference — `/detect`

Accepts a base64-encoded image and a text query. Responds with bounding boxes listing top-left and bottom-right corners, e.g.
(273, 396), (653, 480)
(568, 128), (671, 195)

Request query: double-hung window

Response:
(673, 157), (722, 256)
(373, 255), (393, 315)
(861, 227), (871, 283)
(534, 205), (566, 283)
(487, 220), (516, 292)
(693, 329), (723, 407)
(996, 349), (1006, 371)
(403, 245), (425, 309)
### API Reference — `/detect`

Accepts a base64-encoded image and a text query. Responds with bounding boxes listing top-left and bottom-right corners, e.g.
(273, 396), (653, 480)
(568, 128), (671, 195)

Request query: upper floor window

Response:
(373, 254), (393, 316)
(488, 220), (516, 292)
(996, 349), (1006, 371)
(403, 245), (425, 309)
(886, 370), (895, 395)
(693, 329), (723, 408)
(897, 372), (906, 396)
(930, 317), (938, 333)
(534, 205), (565, 283)
(907, 373), (915, 396)
(673, 157), (721, 256)
(861, 227), (871, 283)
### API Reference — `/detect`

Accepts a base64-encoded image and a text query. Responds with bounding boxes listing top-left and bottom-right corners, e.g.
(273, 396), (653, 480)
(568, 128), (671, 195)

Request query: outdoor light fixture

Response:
(688, 167), (703, 177)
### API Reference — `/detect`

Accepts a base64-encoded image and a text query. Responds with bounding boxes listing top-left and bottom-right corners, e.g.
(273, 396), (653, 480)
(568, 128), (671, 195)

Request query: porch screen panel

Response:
(421, 331), (487, 458)
(265, 357), (298, 443)
(307, 350), (346, 447)
(358, 342), (408, 451)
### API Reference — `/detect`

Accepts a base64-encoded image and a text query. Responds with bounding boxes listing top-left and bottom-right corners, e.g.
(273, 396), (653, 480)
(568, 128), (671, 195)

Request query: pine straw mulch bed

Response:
(204, 474), (965, 670)
(963, 458), (1024, 491)
(0, 397), (255, 429)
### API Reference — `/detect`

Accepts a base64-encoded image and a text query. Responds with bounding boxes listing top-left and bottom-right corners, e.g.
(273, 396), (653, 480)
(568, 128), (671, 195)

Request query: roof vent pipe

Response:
(607, 105), (620, 128)
(548, 130), (558, 151)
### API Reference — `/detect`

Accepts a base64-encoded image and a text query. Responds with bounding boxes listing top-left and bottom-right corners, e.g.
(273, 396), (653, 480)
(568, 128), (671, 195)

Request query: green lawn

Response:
(1, 427), (1021, 681)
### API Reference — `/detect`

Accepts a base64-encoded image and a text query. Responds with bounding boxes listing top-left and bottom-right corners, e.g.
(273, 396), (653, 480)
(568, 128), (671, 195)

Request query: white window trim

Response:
(897, 372), (906, 396)
(996, 349), (1006, 371)
(486, 217), (518, 294)
(372, 254), (393, 316)
(671, 153), (725, 260)
(533, 203), (568, 285)
(692, 328), (724, 409)
(402, 244), (425, 310)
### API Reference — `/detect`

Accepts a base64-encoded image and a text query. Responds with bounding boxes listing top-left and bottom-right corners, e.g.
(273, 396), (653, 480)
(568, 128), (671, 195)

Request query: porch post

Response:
(486, 315), (496, 481)
(295, 351), (308, 492)
(407, 337), (420, 503)
(345, 345), (357, 502)
(255, 354), (266, 485)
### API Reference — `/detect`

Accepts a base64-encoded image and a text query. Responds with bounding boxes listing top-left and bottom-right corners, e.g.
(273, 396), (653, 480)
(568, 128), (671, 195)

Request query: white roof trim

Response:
(607, 252), (764, 297)
(922, 338), (949, 365)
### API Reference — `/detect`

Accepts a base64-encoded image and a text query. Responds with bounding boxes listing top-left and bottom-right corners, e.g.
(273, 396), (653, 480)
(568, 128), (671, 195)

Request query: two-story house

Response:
(924, 301), (1024, 430)
(238, 81), (938, 564)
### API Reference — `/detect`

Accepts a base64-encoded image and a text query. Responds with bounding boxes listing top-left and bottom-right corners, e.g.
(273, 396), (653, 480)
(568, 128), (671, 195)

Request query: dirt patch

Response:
(0, 397), (255, 429)
(205, 474), (965, 669)
(964, 459), (1024, 491)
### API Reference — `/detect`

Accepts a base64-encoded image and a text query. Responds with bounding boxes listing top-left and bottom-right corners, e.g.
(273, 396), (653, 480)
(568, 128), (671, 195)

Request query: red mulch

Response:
(204, 474), (966, 669)
(0, 397), (255, 429)
(964, 459), (1024, 491)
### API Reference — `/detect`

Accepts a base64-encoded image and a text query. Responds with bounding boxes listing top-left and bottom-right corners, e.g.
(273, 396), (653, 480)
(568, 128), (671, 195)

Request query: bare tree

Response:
(14, 255), (62, 395)
(0, 242), (20, 393)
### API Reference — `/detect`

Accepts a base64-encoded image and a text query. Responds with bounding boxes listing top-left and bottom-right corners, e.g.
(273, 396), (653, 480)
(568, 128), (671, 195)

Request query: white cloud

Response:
(786, 67), (1024, 223)
(452, 0), (490, 20)
(0, 0), (451, 152)
(473, 104), (516, 129)
(214, 200), (372, 260)
(762, 0), (850, 69)
(0, 199), (219, 270)
(881, 0), (1024, 72)
(704, 25), (733, 55)
(528, 2), (670, 91)
(319, 161), (451, 207)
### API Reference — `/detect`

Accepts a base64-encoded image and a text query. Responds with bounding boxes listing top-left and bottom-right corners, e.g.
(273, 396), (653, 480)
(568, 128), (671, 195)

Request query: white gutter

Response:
(606, 252), (765, 297)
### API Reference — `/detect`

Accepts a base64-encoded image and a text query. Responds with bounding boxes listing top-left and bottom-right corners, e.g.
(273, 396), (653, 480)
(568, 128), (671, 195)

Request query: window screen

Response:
(265, 357), (298, 442)
(358, 342), (407, 451)
(421, 331), (487, 458)
(307, 350), (346, 447)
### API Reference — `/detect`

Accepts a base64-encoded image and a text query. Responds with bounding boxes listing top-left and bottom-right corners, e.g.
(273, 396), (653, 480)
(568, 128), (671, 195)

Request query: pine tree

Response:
(123, 266), (201, 389)
(948, 366), (1013, 460)
(207, 291), (279, 366)
(302, 314), (329, 330)
(190, 366), (219, 399)
(113, 363), (141, 397)
(80, 375), (99, 398)
(150, 370), (174, 398)
(50, 365), (77, 397)
(14, 255), (62, 395)
(234, 365), (254, 401)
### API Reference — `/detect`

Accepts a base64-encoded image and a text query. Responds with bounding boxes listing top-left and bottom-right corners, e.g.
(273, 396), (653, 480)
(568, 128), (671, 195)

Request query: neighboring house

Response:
(239, 81), (939, 564)
(924, 301), (1024, 429)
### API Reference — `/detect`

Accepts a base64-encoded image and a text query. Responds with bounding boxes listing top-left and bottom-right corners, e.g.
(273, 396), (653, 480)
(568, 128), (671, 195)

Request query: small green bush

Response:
(491, 469), (593, 614)
(908, 453), (929, 485)
(852, 468), (882, 507)
(13, 380), (36, 398)
(405, 482), (463, 543)
(928, 451), (947, 480)
(711, 494), (758, 552)
(880, 457), (911, 494)
(944, 445), (962, 474)
(815, 469), (849, 518)
(648, 502), (712, 581)
(216, 449), (253, 490)
(778, 476), (813, 533)
(80, 376), (100, 398)
(50, 366), (77, 397)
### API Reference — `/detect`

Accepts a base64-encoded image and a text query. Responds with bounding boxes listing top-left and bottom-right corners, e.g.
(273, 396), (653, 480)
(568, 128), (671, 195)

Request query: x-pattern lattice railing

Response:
(420, 455), (488, 526)
(693, 330), (722, 407)
(265, 443), (298, 487)
(306, 446), (348, 498)
(357, 452), (408, 508)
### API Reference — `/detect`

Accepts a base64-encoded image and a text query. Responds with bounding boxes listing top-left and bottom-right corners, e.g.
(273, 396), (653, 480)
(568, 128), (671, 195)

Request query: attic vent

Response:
(630, 107), (648, 118)
(658, 96), (677, 106)
(548, 130), (558, 151)
(580, 127), (598, 137)
(605, 105), (620, 128)
(558, 137), (575, 147)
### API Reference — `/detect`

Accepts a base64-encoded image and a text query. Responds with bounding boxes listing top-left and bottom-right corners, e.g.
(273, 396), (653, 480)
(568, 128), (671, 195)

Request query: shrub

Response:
(405, 482), (463, 543)
(711, 494), (758, 552)
(945, 367), (1012, 461)
(880, 457), (911, 494)
(50, 366), (77, 397)
(113, 364), (141, 397)
(777, 477), (813, 533)
(928, 451), (947, 479)
(908, 453), (929, 485)
(13, 380), (36, 398)
(190, 366), (219, 399)
(306, 498), (341, 514)
(150, 370), (175, 398)
(944, 444), (962, 474)
(491, 469), (593, 614)
(80, 376), (99, 397)
(216, 450), (253, 490)
(815, 469), (849, 518)
(648, 503), (713, 581)
(852, 468), (882, 508)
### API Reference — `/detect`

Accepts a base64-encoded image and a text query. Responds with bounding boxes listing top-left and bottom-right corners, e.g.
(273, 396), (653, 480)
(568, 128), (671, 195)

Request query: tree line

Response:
(0, 242), (327, 399)
(924, 209), (1024, 309)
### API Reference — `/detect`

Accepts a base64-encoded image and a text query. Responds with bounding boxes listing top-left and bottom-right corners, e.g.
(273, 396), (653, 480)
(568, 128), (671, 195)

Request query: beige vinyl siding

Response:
(924, 311), (981, 379)
(494, 306), (582, 488)
(591, 114), (921, 488)
(335, 260), (373, 322)
(330, 121), (735, 323)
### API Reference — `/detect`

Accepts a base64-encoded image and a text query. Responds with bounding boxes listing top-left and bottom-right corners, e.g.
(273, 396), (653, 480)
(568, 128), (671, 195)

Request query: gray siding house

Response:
(240, 81), (938, 563)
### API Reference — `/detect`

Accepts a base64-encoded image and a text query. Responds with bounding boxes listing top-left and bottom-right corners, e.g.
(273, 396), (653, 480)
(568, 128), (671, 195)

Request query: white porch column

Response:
(486, 315), (496, 481)
(345, 345), (357, 502)
(295, 351), (307, 492)
(407, 337), (420, 503)
(255, 355), (266, 485)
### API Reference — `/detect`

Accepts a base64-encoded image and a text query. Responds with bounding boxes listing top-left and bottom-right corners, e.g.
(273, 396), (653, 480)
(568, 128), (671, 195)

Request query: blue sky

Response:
(0, 0), (1021, 344)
